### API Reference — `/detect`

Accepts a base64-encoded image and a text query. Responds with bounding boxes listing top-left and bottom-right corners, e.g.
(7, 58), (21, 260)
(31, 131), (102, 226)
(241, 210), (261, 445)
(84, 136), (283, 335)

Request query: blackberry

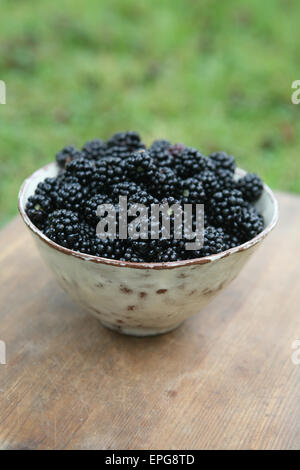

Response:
(168, 143), (186, 158)
(56, 146), (82, 169)
(215, 168), (236, 191)
(154, 235), (188, 262)
(134, 239), (160, 262)
(92, 237), (125, 260)
(167, 238), (187, 261)
(236, 204), (264, 243)
(33, 177), (61, 211)
(82, 139), (107, 160)
(77, 222), (97, 255)
(199, 165), (235, 196)
(198, 170), (220, 196)
(192, 226), (225, 258)
(128, 189), (159, 206)
(122, 245), (142, 263)
(149, 139), (172, 151)
(127, 237), (164, 263)
(209, 151), (236, 174)
(65, 158), (94, 186)
(84, 194), (113, 225)
(106, 239), (125, 260)
(158, 246), (178, 262)
(174, 147), (212, 178)
(208, 189), (245, 230)
(237, 173), (263, 202)
(106, 131), (145, 152)
(131, 240), (149, 257)
(179, 177), (206, 204)
(45, 211), (94, 255)
(54, 181), (89, 212)
(124, 150), (158, 186)
(55, 173), (80, 185)
(153, 167), (180, 199)
(160, 196), (181, 207)
(223, 231), (240, 250)
(103, 145), (132, 159)
(91, 157), (125, 192)
(148, 140), (174, 168)
(150, 139), (171, 151)
(34, 177), (58, 198)
(94, 238), (114, 258)
(204, 226), (225, 255)
(111, 181), (141, 202)
(26, 194), (53, 229)
(44, 210), (81, 249)
(129, 240), (159, 262)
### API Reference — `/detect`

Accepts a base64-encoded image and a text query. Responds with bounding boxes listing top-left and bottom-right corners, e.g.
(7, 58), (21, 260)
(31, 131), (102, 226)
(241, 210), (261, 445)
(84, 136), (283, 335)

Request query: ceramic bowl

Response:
(18, 162), (279, 336)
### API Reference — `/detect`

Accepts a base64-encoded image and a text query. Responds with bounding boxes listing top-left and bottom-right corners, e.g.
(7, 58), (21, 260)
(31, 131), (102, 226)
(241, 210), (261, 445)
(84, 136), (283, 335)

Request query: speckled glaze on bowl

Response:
(18, 162), (279, 336)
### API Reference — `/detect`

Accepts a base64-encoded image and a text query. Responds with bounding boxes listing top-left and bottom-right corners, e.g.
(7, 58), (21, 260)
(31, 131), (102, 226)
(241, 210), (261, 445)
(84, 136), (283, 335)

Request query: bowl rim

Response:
(18, 162), (279, 270)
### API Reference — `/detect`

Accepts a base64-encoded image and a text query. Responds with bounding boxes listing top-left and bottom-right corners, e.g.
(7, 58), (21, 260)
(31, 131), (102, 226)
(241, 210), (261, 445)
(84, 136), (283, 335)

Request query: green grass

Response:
(1, 0), (300, 226)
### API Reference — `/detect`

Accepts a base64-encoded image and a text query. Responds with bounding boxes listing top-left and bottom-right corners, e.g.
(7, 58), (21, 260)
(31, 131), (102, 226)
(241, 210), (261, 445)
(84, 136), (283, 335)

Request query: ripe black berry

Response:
(92, 237), (125, 260)
(111, 181), (141, 202)
(106, 131), (145, 152)
(191, 227), (225, 258)
(236, 204), (264, 243)
(175, 147), (213, 178)
(209, 151), (236, 174)
(82, 139), (107, 160)
(158, 246), (178, 262)
(84, 194), (113, 225)
(44, 210), (81, 249)
(209, 189), (245, 230)
(56, 146), (82, 169)
(54, 181), (89, 212)
(153, 167), (180, 199)
(124, 150), (158, 186)
(26, 194), (53, 229)
(179, 177), (206, 204)
(65, 158), (94, 186)
(237, 173), (264, 202)
(128, 189), (159, 206)
(223, 231), (240, 250)
(91, 157), (125, 193)
(149, 140), (174, 168)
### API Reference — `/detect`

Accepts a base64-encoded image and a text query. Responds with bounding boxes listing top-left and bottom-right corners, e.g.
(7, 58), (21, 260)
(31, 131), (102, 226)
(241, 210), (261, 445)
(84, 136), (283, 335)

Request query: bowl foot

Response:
(100, 320), (183, 337)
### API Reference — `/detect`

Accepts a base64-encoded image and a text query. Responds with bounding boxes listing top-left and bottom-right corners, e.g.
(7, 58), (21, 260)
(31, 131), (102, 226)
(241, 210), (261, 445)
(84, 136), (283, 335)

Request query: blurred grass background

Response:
(0, 0), (300, 226)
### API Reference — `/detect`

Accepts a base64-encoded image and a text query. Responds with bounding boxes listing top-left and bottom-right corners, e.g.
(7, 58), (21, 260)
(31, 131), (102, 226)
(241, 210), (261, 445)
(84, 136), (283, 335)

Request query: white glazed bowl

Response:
(18, 162), (279, 336)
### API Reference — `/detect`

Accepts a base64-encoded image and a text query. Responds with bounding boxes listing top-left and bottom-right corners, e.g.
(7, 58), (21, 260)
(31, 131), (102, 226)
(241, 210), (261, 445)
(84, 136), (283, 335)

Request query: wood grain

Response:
(0, 192), (299, 450)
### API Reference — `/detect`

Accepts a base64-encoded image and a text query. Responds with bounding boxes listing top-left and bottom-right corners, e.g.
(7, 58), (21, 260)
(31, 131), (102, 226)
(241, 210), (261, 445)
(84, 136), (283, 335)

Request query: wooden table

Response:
(0, 192), (299, 450)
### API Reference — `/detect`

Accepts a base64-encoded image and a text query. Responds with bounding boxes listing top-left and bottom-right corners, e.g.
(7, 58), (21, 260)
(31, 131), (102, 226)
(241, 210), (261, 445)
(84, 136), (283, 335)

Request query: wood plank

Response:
(0, 192), (299, 450)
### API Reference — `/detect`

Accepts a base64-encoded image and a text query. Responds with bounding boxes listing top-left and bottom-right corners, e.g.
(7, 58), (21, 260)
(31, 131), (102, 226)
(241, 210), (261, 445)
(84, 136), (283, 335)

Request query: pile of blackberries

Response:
(26, 131), (264, 262)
